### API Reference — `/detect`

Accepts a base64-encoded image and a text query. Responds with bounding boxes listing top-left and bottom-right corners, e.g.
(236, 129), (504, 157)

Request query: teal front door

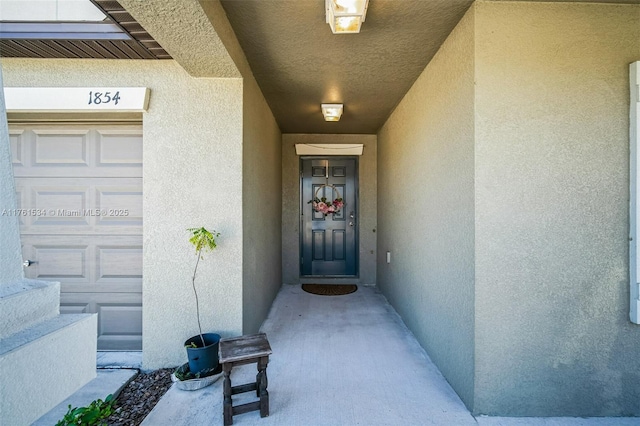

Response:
(301, 158), (357, 276)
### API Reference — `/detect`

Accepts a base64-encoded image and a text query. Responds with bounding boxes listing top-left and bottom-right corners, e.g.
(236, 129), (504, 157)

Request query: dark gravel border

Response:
(104, 368), (174, 425)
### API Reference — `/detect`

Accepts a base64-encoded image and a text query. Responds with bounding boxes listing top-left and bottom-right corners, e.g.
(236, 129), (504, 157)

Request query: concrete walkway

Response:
(142, 285), (639, 426)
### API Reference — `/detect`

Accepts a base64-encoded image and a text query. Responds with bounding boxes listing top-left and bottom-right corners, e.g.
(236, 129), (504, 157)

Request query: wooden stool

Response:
(218, 333), (272, 426)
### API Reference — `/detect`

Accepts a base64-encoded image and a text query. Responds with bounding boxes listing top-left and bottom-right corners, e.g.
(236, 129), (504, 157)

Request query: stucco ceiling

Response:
(220, 0), (473, 134)
(220, 0), (640, 134)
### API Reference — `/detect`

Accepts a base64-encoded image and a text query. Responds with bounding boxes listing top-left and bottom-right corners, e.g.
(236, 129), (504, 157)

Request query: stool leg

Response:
(258, 356), (269, 418)
(223, 364), (233, 426)
(256, 366), (260, 398)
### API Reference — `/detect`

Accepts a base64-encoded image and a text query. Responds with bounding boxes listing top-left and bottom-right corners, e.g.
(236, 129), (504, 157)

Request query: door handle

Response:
(349, 221), (354, 227)
(23, 259), (34, 267)
(350, 211), (354, 219)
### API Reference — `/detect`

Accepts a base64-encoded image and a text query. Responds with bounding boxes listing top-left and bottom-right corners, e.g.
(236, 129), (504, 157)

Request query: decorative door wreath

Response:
(308, 184), (344, 216)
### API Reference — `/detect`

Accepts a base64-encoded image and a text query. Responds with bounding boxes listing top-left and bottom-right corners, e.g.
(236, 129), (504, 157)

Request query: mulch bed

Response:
(104, 368), (175, 426)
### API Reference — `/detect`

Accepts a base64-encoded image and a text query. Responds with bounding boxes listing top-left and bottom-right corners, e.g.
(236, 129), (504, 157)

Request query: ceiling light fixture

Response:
(325, 0), (369, 34)
(321, 103), (343, 122)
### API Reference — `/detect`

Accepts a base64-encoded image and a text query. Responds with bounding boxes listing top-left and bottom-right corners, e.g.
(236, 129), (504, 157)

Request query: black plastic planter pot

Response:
(185, 333), (221, 375)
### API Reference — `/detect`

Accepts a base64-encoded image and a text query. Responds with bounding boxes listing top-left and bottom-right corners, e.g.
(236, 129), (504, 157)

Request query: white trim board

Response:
(630, 61), (640, 325)
(4, 87), (150, 112)
(295, 144), (364, 156)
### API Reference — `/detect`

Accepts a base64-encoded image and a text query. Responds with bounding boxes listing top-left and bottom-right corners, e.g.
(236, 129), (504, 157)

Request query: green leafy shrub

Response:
(55, 394), (114, 426)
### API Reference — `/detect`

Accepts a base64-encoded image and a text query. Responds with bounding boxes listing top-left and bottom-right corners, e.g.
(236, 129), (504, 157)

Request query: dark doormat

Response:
(302, 284), (357, 296)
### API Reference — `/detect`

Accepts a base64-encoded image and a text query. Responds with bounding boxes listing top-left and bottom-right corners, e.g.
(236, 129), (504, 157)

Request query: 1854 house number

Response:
(88, 90), (121, 105)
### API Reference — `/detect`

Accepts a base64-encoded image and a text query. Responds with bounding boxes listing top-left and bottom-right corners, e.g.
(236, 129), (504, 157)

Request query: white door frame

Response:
(629, 61), (640, 324)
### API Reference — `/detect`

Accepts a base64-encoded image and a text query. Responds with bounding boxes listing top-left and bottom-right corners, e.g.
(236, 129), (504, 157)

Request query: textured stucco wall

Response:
(376, 8), (476, 407)
(474, 2), (640, 416)
(282, 134), (377, 285)
(1, 59), (245, 370)
(242, 71), (282, 334)
(0, 66), (23, 285)
(187, 0), (286, 335)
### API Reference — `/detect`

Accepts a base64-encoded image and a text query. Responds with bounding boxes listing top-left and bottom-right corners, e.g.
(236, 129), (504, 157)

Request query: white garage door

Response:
(10, 123), (143, 350)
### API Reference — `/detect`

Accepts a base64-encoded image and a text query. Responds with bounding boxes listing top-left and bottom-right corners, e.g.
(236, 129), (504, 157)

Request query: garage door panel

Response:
(10, 129), (24, 166)
(15, 178), (142, 234)
(98, 304), (142, 335)
(14, 185), (27, 226)
(60, 283), (141, 294)
(59, 296), (142, 351)
(12, 125), (142, 178)
(23, 235), (141, 288)
(60, 295), (141, 349)
(95, 186), (143, 227)
(33, 185), (92, 228)
(21, 240), (90, 283)
(97, 131), (142, 166)
(14, 122), (143, 351)
(34, 245), (89, 280)
(34, 129), (90, 166)
(60, 294), (141, 307)
(20, 179), (92, 230)
(97, 246), (142, 281)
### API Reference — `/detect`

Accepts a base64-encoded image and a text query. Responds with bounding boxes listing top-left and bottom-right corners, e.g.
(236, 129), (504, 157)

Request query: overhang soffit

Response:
(118, 0), (240, 78)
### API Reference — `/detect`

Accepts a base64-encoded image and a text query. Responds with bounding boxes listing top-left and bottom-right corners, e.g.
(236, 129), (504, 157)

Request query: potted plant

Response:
(182, 227), (222, 378)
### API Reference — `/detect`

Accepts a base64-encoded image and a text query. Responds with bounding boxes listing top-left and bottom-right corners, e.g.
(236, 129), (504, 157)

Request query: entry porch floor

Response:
(142, 285), (638, 426)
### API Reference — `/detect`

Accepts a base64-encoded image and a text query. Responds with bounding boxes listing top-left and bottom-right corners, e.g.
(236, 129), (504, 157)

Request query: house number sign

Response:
(87, 90), (121, 105)
(4, 87), (150, 112)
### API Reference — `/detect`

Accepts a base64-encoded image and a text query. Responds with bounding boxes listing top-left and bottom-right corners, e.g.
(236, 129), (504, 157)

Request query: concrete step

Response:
(0, 313), (97, 426)
(32, 369), (138, 426)
(0, 279), (59, 339)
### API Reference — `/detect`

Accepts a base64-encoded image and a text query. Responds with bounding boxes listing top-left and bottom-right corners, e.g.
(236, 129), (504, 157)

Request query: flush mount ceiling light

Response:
(321, 103), (343, 122)
(325, 0), (369, 34)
